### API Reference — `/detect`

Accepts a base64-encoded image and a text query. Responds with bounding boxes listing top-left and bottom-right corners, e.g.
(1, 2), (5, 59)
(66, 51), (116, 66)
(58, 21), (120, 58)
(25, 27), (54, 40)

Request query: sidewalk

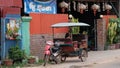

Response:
(26, 49), (120, 68)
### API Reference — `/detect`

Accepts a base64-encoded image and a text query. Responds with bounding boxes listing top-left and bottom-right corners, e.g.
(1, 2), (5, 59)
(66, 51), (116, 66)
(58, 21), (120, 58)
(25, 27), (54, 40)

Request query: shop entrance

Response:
(79, 18), (97, 51)
(72, 11), (99, 51)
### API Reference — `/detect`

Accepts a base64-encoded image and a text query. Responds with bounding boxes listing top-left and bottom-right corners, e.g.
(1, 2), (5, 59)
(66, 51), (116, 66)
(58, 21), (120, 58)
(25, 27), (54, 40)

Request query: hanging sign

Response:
(24, 0), (56, 14)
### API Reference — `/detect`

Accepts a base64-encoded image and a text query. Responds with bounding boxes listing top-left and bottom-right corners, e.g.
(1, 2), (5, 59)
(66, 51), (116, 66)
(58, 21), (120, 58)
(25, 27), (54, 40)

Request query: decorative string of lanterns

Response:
(59, 1), (112, 15)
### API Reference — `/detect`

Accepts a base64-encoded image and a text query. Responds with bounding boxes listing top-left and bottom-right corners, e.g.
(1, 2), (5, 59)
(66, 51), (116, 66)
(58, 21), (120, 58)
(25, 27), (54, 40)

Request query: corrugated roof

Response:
(0, 0), (22, 8)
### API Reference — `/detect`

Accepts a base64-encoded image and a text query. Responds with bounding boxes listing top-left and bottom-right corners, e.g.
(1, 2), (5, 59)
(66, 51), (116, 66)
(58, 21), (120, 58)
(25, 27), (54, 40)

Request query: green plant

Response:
(114, 18), (120, 43)
(8, 45), (26, 63)
(27, 56), (36, 64)
(106, 18), (120, 45)
(27, 56), (35, 59)
(107, 19), (117, 45)
(71, 18), (80, 34)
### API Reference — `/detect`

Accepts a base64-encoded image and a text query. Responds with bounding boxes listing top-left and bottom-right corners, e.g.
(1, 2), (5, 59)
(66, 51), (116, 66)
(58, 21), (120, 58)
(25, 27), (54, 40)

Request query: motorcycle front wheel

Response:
(43, 54), (49, 66)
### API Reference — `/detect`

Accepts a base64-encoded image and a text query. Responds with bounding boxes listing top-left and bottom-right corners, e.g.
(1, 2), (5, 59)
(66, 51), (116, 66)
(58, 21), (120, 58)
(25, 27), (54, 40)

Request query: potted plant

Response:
(8, 45), (26, 64)
(27, 56), (36, 64)
(3, 56), (13, 66)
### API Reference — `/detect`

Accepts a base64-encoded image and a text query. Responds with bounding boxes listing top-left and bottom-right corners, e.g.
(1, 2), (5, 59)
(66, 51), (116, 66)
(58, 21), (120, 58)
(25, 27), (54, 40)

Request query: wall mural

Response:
(6, 19), (21, 40)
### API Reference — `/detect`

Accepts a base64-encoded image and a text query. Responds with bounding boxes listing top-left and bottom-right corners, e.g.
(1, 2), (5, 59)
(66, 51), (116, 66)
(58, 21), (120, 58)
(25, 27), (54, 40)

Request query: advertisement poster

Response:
(24, 0), (57, 14)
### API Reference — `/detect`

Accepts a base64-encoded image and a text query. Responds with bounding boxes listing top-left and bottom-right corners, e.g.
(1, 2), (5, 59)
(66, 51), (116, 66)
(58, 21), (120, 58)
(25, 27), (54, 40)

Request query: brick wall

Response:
(97, 19), (106, 50)
(30, 33), (65, 59)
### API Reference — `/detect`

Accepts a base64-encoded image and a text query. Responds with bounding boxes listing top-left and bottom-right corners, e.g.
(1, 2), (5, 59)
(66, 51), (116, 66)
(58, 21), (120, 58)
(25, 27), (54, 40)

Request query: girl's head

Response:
(81, 39), (86, 44)
(73, 41), (78, 44)
(65, 33), (71, 38)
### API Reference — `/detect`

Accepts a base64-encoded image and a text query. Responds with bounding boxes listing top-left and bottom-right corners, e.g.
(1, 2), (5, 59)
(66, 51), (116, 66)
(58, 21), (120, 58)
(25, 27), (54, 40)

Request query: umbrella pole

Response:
(69, 27), (72, 40)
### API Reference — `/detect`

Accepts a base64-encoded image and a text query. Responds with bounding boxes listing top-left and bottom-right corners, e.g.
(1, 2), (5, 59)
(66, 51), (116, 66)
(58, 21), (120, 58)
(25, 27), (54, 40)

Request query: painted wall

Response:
(1, 14), (22, 59)
(30, 13), (69, 34)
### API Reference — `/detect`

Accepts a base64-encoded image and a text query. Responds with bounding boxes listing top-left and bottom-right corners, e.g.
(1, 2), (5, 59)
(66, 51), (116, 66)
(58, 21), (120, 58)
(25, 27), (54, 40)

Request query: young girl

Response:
(80, 39), (88, 49)
(73, 41), (78, 51)
(65, 32), (72, 44)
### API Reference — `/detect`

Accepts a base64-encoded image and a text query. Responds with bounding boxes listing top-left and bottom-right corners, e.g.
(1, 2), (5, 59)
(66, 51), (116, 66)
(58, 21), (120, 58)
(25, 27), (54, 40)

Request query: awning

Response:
(51, 22), (90, 28)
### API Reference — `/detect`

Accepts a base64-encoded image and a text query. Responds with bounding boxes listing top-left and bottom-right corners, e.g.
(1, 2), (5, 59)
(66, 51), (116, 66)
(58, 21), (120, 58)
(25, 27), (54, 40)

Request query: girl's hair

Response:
(65, 33), (70, 38)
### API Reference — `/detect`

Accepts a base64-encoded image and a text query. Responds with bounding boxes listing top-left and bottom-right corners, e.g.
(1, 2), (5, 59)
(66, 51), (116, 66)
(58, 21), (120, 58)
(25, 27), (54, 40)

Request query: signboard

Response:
(24, 0), (56, 14)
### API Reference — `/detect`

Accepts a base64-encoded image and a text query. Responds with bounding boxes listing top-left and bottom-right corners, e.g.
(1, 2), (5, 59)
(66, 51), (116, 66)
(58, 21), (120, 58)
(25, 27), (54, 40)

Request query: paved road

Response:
(70, 58), (120, 68)
(88, 58), (120, 68)
(25, 49), (120, 68)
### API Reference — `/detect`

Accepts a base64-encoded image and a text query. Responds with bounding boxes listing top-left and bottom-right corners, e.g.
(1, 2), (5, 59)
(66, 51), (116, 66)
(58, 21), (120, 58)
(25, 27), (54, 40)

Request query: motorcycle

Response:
(43, 40), (61, 66)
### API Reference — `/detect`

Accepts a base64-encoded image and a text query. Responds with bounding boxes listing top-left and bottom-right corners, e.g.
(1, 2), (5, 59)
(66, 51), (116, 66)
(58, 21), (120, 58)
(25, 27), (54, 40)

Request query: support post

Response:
(21, 16), (32, 56)
(94, 19), (97, 51)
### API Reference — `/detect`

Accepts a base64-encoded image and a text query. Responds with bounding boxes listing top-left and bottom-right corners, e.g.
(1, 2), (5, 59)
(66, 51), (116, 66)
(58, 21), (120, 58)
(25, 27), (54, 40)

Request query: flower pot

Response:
(3, 59), (13, 66)
(28, 58), (35, 64)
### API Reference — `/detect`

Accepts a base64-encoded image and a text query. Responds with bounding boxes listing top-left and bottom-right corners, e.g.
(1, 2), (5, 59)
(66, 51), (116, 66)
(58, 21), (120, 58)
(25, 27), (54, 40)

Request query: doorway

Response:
(72, 11), (99, 51)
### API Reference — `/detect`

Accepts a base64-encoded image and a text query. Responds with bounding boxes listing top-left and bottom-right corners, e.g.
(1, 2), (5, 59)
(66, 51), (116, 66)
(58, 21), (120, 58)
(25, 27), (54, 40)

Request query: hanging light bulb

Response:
(59, 1), (68, 13)
(105, 3), (112, 14)
(91, 4), (100, 16)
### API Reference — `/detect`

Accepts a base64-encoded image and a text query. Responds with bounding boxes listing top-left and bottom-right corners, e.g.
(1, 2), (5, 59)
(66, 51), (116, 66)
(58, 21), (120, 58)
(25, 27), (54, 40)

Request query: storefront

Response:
(21, 0), (120, 59)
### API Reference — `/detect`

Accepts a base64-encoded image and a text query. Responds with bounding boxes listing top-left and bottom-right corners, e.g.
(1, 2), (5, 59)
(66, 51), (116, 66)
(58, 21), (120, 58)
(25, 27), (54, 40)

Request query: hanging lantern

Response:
(105, 3), (112, 14)
(59, 1), (68, 13)
(91, 4), (100, 16)
(78, 3), (87, 14)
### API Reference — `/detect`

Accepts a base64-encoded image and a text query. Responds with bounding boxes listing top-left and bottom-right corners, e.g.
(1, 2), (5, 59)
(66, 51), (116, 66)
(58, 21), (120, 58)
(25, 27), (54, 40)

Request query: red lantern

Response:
(59, 1), (68, 13)
(91, 4), (100, 16)
(61, 7), (65, 13)
(105, 3), (112, 15)
(93, 9), (97, 16)
(78, 3), (87, 14)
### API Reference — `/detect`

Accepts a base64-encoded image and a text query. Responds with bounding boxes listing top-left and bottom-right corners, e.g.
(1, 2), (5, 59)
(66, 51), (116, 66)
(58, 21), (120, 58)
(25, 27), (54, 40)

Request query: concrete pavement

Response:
(25, 49), (120, 68)
(82, 58), (120, 68)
